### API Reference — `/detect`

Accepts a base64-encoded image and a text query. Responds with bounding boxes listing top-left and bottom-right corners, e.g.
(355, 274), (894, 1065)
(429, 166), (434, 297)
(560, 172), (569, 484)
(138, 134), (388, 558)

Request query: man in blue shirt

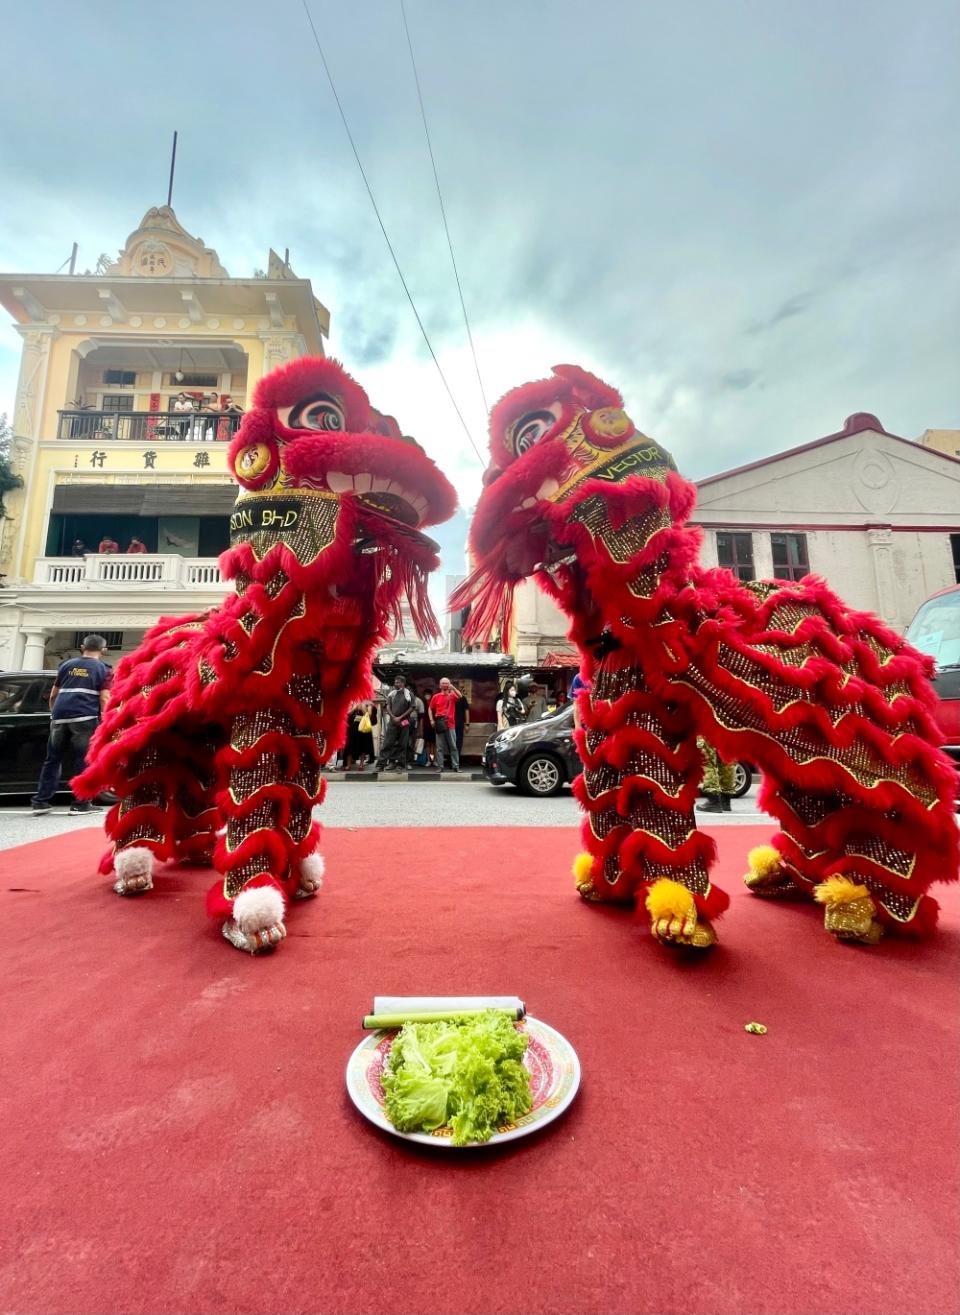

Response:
(32, 635), (112, 815)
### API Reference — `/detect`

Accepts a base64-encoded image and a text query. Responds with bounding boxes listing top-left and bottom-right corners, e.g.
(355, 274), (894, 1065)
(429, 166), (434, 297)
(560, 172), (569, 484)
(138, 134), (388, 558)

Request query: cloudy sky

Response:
(2, 0), (958, 580)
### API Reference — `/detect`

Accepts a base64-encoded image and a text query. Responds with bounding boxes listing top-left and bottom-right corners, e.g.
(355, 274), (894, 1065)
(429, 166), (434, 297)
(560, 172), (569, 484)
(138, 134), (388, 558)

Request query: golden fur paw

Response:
(814, 878), (883, 945)
(645, 878), (717, 949)
(743, 844), (798, 898)
(573, 852), (605, 900)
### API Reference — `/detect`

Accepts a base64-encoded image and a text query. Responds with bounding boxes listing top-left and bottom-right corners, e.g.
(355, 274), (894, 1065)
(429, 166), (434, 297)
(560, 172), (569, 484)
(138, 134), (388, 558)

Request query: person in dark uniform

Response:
(31, 635), (112, 814)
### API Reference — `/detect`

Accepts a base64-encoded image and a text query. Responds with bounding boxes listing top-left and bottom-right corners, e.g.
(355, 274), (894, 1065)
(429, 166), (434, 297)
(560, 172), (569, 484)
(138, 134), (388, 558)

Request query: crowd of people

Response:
(328, 674), (577, 775)
(330, 673), (473, 774)
(29, 640), (742, 806)
(71, 535), (148, 556)
(170, 391), (243, 441)
(67, 392), (244, 443)
(329, 669), (739, 802)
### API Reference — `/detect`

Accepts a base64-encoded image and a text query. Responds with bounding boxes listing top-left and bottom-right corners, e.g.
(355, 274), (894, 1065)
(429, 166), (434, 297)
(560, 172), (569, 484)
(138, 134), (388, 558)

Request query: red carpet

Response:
(1, 825), (957, 1315)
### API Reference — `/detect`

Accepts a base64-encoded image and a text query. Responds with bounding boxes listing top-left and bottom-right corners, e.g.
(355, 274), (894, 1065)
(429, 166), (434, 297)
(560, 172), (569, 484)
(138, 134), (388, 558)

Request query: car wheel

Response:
(519, 753), (565, 797)
(732, 761), (753, 798)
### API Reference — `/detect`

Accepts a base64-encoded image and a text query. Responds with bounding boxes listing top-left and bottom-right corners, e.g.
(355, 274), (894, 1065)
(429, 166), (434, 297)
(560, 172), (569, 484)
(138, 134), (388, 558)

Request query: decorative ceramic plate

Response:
(345, 1016), (581, 1147)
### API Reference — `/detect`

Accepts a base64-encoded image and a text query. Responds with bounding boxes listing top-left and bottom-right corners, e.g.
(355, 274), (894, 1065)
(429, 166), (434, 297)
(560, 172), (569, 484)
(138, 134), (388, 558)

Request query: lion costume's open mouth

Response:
(278, 433), (451, 532)
(325, 474), (426, 528)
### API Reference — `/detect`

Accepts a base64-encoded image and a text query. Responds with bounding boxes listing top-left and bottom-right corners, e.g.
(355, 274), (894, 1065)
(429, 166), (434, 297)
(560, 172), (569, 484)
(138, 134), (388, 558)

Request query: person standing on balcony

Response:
(71, 538), (87, 557)
(127, 536), (147, 554)
(31, 636), (113, 816)
(98, 534), (119, 554)
(202, 391), (224, 441)
(219, 395), (243, 440)
(172, 391), (195, 440)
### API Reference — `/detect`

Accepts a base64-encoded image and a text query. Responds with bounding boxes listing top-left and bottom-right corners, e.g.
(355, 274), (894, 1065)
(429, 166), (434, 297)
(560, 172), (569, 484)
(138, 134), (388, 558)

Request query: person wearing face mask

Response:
(496, 682), (525, 730)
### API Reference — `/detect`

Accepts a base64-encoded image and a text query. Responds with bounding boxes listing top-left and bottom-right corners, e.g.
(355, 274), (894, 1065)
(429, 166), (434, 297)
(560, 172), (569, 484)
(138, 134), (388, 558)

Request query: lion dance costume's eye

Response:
(511, 411), (556, 457)
(281, 394), (346, 432)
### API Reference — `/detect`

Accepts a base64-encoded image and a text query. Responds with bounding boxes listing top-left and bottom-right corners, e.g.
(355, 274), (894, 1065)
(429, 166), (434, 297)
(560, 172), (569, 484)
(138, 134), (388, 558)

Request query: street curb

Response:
(325, 769), (489, 784)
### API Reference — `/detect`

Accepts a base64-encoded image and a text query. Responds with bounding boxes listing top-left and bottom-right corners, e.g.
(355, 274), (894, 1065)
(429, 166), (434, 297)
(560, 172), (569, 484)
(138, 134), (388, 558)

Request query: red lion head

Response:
(453, 364), (684, 644)
(228, 356), (455, 531)
(226, 357), (457, 639)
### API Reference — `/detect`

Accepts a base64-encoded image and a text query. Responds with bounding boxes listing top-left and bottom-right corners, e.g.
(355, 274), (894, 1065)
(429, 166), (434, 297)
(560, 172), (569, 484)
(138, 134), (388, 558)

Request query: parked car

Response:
(0, 670), (58, 795)
(904, 582), (960, 768)
(484, 704), (580, 796)
(483, 703), (754, 798)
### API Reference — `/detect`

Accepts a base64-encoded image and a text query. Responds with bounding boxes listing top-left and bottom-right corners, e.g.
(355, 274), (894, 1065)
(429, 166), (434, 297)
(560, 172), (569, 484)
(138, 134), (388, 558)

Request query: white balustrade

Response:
(88, 554), (173, 584)
(183, 560), (224, 586)
(39, 560), (86, 585)
(32, 555), (226, 589)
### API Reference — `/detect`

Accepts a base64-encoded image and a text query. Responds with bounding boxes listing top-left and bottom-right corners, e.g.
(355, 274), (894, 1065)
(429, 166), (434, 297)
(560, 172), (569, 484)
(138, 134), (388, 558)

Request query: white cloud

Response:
(1, 0), (957, 513)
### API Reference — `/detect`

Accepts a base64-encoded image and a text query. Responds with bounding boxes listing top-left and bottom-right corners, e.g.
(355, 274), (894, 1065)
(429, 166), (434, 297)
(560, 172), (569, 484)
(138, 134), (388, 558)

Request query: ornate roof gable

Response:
(106, 206), (229, 278)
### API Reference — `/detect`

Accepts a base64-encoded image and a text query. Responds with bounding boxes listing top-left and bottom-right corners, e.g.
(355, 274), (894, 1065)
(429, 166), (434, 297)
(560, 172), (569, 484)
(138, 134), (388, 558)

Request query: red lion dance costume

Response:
(75, 358), (455, 952)
(452, 364), (958, 949)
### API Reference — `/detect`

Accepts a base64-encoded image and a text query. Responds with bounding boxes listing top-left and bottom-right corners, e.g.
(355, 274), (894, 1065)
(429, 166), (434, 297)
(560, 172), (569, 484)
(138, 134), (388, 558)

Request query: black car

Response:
(0, 670), (58, 795)
(484, 702), (755, 800)
(483, 704), (580, 796)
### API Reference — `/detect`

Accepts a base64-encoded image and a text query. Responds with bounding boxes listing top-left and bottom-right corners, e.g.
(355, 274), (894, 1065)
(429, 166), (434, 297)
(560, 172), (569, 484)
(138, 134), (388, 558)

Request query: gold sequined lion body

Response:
(452, 364), (958, 949)
(75, 358), (455, 952)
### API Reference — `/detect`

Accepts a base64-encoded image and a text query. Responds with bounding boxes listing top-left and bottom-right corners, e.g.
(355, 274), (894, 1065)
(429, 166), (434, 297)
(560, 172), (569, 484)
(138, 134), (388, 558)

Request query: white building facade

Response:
(496, 412), (960, 659)
(0, 205), (329, 672)
(694, 413), (960, 634)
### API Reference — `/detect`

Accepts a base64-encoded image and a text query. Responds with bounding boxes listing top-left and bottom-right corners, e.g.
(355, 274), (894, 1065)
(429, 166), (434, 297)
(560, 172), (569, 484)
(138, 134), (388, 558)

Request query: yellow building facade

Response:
(0, 205), (329, 669)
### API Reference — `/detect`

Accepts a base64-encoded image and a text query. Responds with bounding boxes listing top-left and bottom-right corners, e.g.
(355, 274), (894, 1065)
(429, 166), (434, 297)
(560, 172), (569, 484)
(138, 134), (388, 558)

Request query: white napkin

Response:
(372, 995), (525, 1016)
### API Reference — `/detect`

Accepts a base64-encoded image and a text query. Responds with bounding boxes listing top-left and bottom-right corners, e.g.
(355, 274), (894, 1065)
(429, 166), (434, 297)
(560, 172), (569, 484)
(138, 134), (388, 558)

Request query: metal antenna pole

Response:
(167, 131), (178, 208)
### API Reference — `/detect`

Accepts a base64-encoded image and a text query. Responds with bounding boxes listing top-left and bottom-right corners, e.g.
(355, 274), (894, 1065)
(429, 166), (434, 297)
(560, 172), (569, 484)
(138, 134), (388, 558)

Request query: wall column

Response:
(9, 325), (57, 584)
(866, 526), (899, 631)
(21, 626), (51, 671)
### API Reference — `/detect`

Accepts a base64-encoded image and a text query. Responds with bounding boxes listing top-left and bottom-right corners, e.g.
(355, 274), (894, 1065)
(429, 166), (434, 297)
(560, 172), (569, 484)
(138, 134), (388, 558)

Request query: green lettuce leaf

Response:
(382, 1011), (533, 1145)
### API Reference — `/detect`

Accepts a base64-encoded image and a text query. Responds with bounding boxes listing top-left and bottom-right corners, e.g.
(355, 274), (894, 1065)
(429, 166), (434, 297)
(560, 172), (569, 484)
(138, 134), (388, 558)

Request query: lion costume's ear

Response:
(368, 408), (403, 440)
(551, 363), (623, 410)
(228, 409), (280, 490)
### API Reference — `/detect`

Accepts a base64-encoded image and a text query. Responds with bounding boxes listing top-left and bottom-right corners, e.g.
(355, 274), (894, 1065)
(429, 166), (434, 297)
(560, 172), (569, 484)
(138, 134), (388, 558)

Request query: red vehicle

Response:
(905, 582), (960, 768)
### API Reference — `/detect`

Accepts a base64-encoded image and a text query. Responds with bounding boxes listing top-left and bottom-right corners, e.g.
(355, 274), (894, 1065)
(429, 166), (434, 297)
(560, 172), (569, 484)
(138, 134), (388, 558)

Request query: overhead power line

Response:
(400, 0), (489, 417)
(299, 0), (485, 466)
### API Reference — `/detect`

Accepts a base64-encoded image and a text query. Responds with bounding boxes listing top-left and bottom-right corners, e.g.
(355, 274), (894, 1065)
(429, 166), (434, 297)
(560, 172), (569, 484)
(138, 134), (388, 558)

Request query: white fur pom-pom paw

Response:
(222, 884), (287, 954)
(112, 846), (154, 896)
(294, 852), (325, 899)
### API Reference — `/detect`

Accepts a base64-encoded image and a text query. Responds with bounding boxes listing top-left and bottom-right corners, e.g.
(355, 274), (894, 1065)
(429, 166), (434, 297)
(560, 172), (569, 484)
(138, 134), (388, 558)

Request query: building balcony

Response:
(32, 554), (227, 589)
(57, 409), (243, 443)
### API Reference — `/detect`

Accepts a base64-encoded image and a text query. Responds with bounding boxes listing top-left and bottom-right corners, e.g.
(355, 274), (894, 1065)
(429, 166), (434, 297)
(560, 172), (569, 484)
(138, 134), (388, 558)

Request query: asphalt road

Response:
(0, 777), (766, 852)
